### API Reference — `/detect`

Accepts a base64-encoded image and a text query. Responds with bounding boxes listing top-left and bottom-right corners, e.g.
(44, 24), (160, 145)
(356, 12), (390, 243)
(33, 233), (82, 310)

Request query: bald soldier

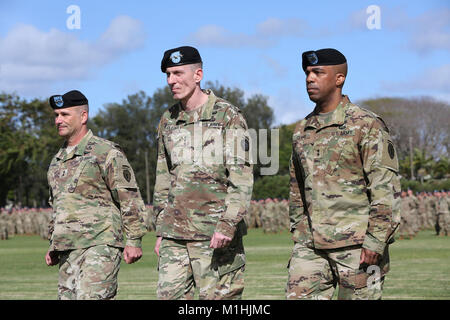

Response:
(153, 46), (253, 300)
(45, 90), (147, 300)
(286, 49), (401, 300)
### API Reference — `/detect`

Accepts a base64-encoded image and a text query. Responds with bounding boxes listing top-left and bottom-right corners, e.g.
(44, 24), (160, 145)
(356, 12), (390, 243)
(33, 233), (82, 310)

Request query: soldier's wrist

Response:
(125, 238), (142, 248)
(215, 221), (236, 239)
(362, 232), (386, 255)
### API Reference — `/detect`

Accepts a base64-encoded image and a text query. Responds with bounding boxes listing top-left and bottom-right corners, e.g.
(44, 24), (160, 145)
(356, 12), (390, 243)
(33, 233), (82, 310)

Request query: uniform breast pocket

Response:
(293, 140), (311, 179)
(67, 156), (97, 193)
(201, 126), (223, 165)
(164, 127), (192, 165)
(319, 132), (356, 175)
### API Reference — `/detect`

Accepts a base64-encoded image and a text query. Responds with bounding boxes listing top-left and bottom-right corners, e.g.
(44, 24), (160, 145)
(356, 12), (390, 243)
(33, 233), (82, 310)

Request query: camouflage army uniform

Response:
(153, 89), (253, 300)
(280, 199), (290, 231)
(399, 195), (414, 239)
(408, 194), (420, 234)
(417, 194), (427, 230)
(262, 199), (276, 233)
(437, 194), (449, 236)
(0, 212), (8, 240)
(425, 194), (436, 230)
(286, 96), (401, 300)
(47, 130), (147, 300)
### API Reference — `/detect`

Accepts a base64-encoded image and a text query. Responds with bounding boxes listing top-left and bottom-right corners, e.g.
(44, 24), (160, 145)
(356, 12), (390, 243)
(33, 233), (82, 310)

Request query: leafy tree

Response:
(432, 156), (450, 179)
(91, 90), (170, 203)
(0, 93), (60, 207)
(360, 96), (449, 161)
(276, 123), (297, 176)
(252, 175), (290, 200)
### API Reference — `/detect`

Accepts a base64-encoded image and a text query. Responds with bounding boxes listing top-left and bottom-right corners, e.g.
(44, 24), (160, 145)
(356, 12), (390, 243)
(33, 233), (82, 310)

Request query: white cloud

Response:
(186, 24), (274, 48)
(0, 15), (147, 96)
(381, 64), (450, 94)
(187, 17), (309, 48)
(256, 18), (307, 37)
(261, 55), (288, 78)
(97, 15), (146, 54)
(346, 7), (368, 31)
(384, 8), (450, 54)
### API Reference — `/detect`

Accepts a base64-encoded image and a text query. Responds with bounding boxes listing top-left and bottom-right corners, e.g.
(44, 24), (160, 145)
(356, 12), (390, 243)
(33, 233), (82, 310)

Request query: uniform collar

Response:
(198, 89), (217, 120)
(174, 89), (217, 124)
(56, 129), (93, 161)
(305, 95), (350, 130)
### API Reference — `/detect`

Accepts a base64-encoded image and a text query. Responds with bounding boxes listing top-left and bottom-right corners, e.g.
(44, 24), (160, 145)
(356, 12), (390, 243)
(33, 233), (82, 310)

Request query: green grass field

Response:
(0, 229), (449, 300)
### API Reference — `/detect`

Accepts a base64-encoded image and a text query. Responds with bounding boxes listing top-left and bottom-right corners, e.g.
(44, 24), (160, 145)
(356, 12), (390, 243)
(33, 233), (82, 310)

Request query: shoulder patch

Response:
(380, 135), (399, 172)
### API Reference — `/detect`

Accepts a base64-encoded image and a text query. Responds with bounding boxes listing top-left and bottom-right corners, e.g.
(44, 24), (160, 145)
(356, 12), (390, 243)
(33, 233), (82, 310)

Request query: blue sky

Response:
(1, 0), (449, 125)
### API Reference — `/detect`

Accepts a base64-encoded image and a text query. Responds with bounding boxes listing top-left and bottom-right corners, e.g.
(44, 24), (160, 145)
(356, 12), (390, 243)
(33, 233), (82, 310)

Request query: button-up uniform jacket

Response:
(289, 96), (401, 254)
(153, 90), (253, 240)
(47, 130), (147, 251)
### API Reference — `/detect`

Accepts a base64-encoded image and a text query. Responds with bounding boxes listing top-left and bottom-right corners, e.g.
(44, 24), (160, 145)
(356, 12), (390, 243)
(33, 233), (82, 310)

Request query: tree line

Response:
(1, 83), (449, 207)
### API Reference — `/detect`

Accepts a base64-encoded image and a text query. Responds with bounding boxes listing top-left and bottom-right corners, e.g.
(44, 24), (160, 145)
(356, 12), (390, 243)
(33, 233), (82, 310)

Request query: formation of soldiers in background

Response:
(1, 190), (449, 240)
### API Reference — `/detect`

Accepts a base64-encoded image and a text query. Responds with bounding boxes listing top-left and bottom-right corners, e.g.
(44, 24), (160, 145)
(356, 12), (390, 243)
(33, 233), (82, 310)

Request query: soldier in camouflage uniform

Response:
(45, 90), (147, 300)
(436, 191), (449, 236)
(425, 192), (433, 231)
(0, 209), (8, 240)
(417, 192), (427, 230)
(262, 198), (276, 233)
(407, 190), (420, 235)
(432, 191), (441, 235)
(245, 200), (258, 229)
(153, 46), (253, 300)
(286, 49), (401, 300)
(280, 199), (290, 231)
(144, 204), (156, 231)
(399, 191), (414, 240)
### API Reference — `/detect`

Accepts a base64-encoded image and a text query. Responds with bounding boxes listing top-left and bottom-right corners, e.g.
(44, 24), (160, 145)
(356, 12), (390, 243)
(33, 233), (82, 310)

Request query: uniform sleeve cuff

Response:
(126, 238), (142, 248)
(362, 232), (386, 255)
(215, 221), (237, 239)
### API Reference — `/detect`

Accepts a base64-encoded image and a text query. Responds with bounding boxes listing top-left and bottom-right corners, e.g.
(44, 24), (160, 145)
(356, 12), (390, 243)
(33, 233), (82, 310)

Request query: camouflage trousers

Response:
(262, 213), (277, 233)
(157, 237), (245, 300)
(399, 213), (415, 237)
(57, 245), (122, 300)
(286, 243), (389, 300)
(437, 212), (449, 235)
(0, 222), (7, 240)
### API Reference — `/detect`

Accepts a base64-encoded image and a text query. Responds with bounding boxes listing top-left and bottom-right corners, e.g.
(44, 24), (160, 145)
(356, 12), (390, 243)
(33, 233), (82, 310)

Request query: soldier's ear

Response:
(336, 73), (346, 88)
(194, 67), (203, 84)
(80, 109), (88, 125)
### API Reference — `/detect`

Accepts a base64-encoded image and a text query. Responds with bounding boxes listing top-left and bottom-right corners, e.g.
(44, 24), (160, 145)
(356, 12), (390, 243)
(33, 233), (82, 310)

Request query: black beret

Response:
(161, 46), (202, 72)
(301, 48), (347, 71)
(49, 90), (88, 109)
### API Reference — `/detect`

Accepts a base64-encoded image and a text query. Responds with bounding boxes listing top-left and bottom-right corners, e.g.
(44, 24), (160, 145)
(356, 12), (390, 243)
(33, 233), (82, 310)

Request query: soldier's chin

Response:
(307, 93), (320, 103)
(57, 128), (69, 138)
